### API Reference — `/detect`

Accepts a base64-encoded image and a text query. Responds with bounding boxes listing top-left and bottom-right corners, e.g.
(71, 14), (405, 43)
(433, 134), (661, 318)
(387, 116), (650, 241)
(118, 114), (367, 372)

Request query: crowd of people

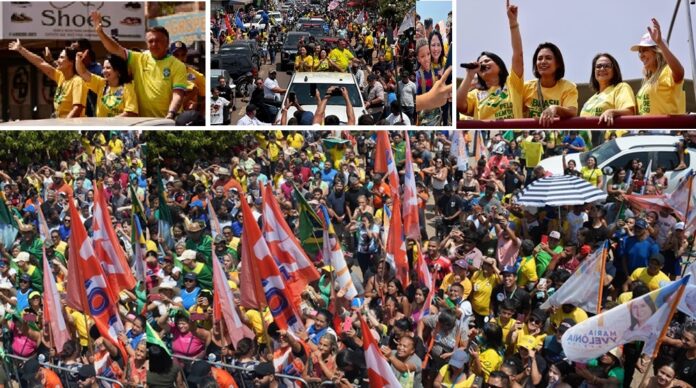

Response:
(209, 2), (444, 126)
(2, 130), (696, 388)
(457, 1), (686, 126)
(8, 11), (205, 125)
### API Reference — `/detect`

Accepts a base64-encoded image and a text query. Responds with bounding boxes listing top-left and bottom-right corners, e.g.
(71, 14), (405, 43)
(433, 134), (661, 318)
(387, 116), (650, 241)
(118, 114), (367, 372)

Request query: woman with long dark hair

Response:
(75, 51), (138, 117)
(458, 0), (523, 120)
(8, 40), (86, 118)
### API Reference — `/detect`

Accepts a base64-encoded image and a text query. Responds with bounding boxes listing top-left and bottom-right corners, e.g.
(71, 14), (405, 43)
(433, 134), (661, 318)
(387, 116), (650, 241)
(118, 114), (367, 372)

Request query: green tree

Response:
(0, 131), (82, 165)
(143, 131), (253, 166)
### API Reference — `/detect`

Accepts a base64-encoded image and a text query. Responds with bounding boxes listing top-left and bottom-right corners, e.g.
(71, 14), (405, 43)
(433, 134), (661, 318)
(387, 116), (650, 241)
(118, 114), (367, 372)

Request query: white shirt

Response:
(566, 211), (589, 244)
(237, 114), (265, 126)
(210, 97), (230, 125)
(263, 77), (281, 100)
(385, 112), (411, 126)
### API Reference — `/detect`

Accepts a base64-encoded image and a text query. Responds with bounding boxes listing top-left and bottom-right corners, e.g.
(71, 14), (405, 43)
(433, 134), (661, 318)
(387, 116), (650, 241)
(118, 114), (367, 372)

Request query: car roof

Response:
(291, 72), (357, 84)
(613, 135), (684, 151)
(287, 31), (310, 35)
(0, 117), (175, 126)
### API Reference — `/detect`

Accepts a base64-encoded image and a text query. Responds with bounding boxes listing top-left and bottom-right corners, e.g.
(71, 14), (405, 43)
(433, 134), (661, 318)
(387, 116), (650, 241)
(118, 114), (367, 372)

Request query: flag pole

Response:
(639, 277), (689, 387)
(596, 243), (608, 314)
(681, 172), (695, 276)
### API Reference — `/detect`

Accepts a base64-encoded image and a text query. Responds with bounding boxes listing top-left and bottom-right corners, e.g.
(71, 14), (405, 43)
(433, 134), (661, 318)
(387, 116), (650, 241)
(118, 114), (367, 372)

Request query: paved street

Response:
(230, 53), (291, 125)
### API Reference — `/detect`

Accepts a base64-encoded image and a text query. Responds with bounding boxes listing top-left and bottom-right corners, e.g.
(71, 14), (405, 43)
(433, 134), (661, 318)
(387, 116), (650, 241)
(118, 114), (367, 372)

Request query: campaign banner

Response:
(149, 11), (205, 46)
(561, 276), (689, 361)
(1, 2), (145, 41)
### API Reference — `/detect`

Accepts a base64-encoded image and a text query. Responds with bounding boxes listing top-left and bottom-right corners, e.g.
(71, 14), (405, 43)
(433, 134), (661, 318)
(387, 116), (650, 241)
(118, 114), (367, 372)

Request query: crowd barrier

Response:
(172, 353), (313, 388)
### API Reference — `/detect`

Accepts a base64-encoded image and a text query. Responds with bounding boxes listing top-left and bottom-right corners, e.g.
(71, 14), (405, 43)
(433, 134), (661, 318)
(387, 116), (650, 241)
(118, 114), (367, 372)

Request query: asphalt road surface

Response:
(230, 53), (291, 125)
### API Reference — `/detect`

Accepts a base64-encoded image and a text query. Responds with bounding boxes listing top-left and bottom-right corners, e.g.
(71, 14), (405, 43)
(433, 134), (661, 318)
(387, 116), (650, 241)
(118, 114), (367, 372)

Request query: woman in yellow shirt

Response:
(314, 49), (330, 72)
(294, 46), (314, 72)
(9, 40), (86, 118)
(632, 18), (685, 115)
(457, 1), (523, 120)
(75, 52), (139, 117)
(580, 53), (636, 125)
(523, 41), (578, 127)
(580, 155), (603, 188)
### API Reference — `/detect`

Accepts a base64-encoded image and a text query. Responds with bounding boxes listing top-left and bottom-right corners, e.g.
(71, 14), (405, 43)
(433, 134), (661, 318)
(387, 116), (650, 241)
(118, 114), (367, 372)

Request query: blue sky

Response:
(417, 0), (451, 27)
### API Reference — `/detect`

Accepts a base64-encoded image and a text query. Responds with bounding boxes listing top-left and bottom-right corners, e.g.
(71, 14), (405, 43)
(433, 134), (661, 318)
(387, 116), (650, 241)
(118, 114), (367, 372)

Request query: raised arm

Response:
(507, 0), (523, 78)
(8, 40), (56, 80)
(342, 87), (356, 125)
(75, 50), (93, 83)
(650, 18), (684, 84)
(91, 11), (127, 60)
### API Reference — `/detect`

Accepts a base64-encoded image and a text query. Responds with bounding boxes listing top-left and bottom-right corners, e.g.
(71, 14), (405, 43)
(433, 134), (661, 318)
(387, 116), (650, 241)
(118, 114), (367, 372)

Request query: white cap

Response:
(13, 252), (30, 262)
(630, 33), (657, 52)
(549, 230), (561, 239)
(675, 222), (686, 230)
(177, 249), (197, 261)
(217, 167), (231, 176)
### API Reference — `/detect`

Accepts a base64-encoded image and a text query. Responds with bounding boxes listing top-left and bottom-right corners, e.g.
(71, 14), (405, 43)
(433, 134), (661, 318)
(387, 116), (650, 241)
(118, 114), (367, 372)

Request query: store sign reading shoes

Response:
(1, 1), (144, 41)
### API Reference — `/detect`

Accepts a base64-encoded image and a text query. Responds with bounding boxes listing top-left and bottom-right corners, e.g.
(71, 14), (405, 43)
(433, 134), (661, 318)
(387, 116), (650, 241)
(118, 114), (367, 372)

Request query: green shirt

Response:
(535, 245), (563, 277)
(185, 235), (213, 266)
(393, 141), (406, 166)
(21, 264), (43, 293)
(19, 238), (43, 262)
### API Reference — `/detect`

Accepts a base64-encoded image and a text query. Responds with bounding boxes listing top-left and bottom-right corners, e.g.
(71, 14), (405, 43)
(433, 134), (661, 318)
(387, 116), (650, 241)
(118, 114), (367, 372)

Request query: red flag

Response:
(93, 184), (136, 292)
(239, 197), (305, 334)
(212, 242), (255, 348)
(66, 197), (128, 361)
(359, 315), (402, 388)
(374, 131), (400, 197)
(413, 243), (434, 322)
(402, 131), (420, 240)
(43, 246), (71, 353)
(224, 14), (233, 34)
(262, 184), (320, 303)
(386, 196), (409, 287)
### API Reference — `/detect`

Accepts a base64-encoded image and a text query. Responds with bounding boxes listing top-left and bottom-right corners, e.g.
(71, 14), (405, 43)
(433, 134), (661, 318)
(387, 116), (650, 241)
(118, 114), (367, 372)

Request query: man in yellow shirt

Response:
(91, 11), (187, 119)
(364, 31), (374, 65)
(439, 259), (472, 300)
(624, 253), (670, 292)
(328, 39), (354, 72)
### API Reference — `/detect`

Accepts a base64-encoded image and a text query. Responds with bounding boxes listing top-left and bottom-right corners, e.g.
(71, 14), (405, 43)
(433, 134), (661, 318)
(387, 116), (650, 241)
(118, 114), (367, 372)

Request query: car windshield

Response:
(220, 45), (250, 53)
(580, 139), (621, 166)
(285, 34), (307, 46)
(290, 83), (362, 107)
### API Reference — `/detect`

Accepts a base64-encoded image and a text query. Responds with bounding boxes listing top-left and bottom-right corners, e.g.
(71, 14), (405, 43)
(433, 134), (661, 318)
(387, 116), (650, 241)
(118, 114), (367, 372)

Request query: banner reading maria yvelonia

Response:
(561, 276), (689, 362)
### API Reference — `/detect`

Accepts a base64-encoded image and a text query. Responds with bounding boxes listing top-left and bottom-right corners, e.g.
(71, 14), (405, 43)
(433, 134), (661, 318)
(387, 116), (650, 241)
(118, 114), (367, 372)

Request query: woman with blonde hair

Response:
(632, 18), (685, 115)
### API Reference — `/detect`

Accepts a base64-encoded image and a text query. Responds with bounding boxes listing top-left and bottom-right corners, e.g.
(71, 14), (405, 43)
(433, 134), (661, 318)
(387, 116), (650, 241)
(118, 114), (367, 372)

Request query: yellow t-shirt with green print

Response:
(466, 70), (524, 120)
(580, 82), (635, 117)
(85, 74), (139, 117)
(523, 78), (578, 118)
(53, 69), (87, 118)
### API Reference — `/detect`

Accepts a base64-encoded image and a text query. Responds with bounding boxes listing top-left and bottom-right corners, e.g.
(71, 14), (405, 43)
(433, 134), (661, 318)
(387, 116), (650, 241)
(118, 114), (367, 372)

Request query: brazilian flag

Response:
(294, 186), (323, 258)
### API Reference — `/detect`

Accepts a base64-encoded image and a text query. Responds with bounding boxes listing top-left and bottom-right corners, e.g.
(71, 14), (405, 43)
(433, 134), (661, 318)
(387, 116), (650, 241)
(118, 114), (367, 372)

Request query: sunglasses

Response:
(528, 318), (542, 325)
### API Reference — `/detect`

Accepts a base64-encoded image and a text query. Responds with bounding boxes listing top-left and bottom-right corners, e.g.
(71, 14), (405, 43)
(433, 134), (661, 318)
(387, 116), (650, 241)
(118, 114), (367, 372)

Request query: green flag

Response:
(321, 137), (351, 168)
(156, 170), (174, 249)
(294, 186), (323, 257)
(0, 197), (18, 249)
(145, 321), (171, 355)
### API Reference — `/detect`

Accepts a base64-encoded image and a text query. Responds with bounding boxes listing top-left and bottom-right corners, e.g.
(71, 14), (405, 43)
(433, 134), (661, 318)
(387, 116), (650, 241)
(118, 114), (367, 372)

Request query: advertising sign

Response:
(2, 2), (145, 41)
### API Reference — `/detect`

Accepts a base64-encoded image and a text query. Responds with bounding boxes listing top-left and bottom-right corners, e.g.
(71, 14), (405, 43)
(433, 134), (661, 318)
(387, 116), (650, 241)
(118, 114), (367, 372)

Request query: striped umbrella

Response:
(516, 175), (607, 207)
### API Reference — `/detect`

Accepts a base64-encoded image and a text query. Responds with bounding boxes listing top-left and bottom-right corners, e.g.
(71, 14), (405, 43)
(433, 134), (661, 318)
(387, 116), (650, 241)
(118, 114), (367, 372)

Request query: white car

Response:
(244, 12), (282, 30)
(537, 134), (695, 193)
(276, 72), (366, 125)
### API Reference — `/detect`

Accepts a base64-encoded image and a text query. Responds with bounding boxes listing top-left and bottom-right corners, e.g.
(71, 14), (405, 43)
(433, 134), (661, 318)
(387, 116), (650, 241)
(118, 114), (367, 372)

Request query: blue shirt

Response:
(16, 288), (32, 312)
(321, 168), (338, 186)
(180, 286), (201, 310)
(620, 235), (659, 273)
(562, 135), (586, 154)
(126, 329), (144, 350)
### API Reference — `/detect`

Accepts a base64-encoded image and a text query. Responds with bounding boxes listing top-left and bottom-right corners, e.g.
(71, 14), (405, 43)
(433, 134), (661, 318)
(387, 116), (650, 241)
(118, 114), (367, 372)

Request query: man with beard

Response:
(327, 180), (348, 237)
